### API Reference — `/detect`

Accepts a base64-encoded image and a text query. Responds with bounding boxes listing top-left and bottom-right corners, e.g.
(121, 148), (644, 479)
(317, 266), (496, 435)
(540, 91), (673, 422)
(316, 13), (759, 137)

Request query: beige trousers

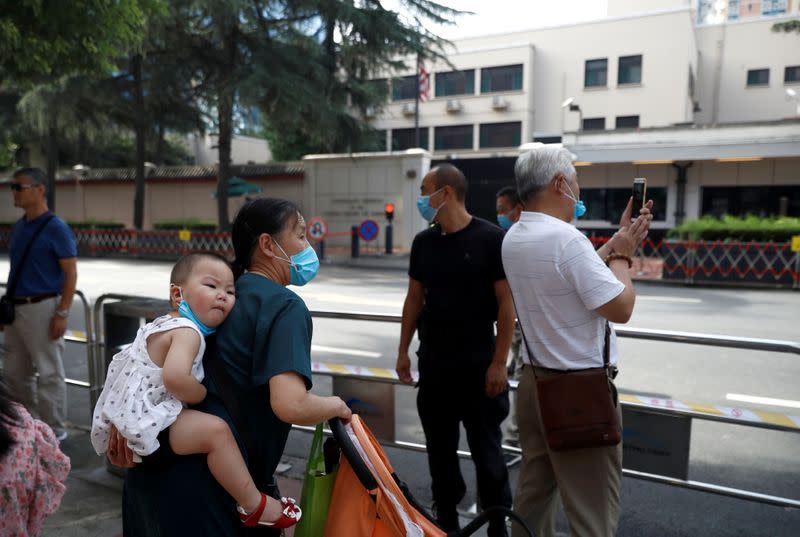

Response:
(3, 296), (67, 433)
(512, 366), (622, 537)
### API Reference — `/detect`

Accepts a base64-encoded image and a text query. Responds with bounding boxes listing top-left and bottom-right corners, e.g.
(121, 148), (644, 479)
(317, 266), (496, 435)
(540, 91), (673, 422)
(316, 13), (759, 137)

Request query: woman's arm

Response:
(269, 372), (351, 426)
(162, 328), (207, 404)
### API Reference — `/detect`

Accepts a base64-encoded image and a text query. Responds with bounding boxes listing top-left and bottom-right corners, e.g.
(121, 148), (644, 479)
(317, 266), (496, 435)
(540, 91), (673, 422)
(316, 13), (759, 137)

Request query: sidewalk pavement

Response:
(45, 427), (490, 537)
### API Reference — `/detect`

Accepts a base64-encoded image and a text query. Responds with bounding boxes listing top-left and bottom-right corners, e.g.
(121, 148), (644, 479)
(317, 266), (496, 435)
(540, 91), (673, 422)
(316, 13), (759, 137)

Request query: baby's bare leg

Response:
(169, 410), (282, 520)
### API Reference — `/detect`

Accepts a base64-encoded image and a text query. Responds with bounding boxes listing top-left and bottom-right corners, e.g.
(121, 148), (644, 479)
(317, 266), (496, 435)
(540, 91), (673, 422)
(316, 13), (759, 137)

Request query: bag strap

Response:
(509, 288), (611, 376)
(7, 213), (56, 297)
(203, 335), (268, 483)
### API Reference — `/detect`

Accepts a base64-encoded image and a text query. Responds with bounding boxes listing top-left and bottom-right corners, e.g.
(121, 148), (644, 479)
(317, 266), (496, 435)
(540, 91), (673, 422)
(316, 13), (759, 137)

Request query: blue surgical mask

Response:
(172, 286), (216, 336)
(416, 188), (445, 222)
(497, 213), (513, 231)
(562, 182), (587, 219)
(274, 241), (320, 286)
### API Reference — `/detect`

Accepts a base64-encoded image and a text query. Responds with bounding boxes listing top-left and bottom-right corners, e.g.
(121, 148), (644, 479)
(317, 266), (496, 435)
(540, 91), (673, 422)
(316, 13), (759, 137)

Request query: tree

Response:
(1, 0), (150, 209)
(255, 0), (460, 160)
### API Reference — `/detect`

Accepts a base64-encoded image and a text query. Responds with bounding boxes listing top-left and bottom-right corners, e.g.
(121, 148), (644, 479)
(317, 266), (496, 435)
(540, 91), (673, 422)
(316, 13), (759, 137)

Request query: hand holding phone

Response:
(632, 178), (647, 220)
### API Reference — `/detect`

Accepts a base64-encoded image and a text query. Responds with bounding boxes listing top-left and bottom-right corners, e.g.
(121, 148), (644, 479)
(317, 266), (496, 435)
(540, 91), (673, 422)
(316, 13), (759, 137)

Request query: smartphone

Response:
(632, 178), (647, 220)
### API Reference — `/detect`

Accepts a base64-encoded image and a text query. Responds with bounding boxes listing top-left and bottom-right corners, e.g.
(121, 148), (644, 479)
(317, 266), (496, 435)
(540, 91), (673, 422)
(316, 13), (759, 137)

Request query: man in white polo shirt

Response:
(502, 146), (652, 537)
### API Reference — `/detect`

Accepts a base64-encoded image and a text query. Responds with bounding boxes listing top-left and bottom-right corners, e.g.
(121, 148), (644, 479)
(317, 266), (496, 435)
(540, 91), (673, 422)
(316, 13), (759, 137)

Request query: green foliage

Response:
(67, 220), (125, 229)
(667, 215), (800, 242)
(0, 0), (153, 83)
(153, 218), (216, 230)
(772, 20), (800, 33)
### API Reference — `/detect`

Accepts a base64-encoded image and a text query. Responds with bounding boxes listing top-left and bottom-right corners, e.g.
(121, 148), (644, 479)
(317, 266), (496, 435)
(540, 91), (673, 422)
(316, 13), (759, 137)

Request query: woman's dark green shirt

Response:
(123, 273), (313, 537)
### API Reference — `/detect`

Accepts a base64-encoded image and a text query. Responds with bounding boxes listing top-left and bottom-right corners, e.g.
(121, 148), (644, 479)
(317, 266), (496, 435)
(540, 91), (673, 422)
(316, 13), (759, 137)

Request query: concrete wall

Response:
(190, 134), (273, 166)
(303, 151), (431, 252)
(0, 178), (303, 229)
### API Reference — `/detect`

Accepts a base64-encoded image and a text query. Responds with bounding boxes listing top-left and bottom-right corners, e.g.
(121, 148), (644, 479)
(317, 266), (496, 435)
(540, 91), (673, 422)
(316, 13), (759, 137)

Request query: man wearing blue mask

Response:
(502, 146), (652, 537)
(495, 186), (523, 232)
(396, 164), (513, 537)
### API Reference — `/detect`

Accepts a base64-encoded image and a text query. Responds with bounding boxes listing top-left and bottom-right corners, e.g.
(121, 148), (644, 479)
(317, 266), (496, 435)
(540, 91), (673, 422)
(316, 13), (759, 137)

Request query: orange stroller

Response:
(323, 415), (534, 537)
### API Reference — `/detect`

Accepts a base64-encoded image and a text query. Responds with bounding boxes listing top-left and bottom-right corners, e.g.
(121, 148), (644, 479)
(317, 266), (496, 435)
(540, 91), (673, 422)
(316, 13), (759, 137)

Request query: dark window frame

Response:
(702, 185), (800, 218)
(435, 69), (475, 97)
(434, 124), (474, 151)
(615, 115), (640, 129)
(391, 127), (429, 151)
(746, 68), (770, 87)
(480, 64), (523, 94)
(392, 75), (418, 101)
(785, 65), (800, 84)
(618, 55), (643, 85)
(479, 122), (522, 148)
(584, 58), (608, 88)
(582, 117), (606, 131)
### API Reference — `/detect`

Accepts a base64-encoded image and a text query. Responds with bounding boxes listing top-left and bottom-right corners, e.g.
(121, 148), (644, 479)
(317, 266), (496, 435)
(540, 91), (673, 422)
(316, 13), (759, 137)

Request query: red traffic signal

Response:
(384, 202), (395, 221)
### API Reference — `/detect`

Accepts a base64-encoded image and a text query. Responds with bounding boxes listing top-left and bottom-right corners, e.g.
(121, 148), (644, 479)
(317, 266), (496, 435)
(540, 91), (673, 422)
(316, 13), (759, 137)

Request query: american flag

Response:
(418, 62), (430, 102)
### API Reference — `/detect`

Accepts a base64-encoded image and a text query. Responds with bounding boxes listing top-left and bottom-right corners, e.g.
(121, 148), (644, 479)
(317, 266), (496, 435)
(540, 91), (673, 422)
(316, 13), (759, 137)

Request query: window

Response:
(480, 65), (523, 93)
(582, 118), (605, 130)
(580, 187), (667, 222)
(584, 59), (607, 88)
(727, 0), (740, 20)
(618, 55), (642, 85)
(391, 128), (428, 151)
(785, 66), (800, 84)
(479, 122), (521, 148)
(434, 125), (473, 150)
(746, 69), (769, 86)
(435, 70), (475, 97)
(392, 75), (417, 101)
(762, 0), (787, 16)
(702, 186), (800, 218)
(615, 115), (639, 129)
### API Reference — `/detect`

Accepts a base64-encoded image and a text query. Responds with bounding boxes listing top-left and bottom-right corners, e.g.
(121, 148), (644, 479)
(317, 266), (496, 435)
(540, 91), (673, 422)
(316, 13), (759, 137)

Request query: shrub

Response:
(667, 215), (800, 242)
(68, 220), (125, 229)
(153, 218), (217, 231)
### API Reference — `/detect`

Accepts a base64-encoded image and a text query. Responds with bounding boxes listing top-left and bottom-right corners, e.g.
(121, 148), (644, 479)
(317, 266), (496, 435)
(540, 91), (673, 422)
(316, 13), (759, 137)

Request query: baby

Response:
(91, 253), (300, 528)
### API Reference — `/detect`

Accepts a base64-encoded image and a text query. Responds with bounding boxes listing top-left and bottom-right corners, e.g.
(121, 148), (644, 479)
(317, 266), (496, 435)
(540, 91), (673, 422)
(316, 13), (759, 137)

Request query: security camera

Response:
(786, 88), (798, 99)
(561, 97), (575, 108)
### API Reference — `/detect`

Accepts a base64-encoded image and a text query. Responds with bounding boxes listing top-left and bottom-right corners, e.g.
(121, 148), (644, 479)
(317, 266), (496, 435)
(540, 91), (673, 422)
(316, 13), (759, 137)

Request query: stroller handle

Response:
(328, 417), (378, 492)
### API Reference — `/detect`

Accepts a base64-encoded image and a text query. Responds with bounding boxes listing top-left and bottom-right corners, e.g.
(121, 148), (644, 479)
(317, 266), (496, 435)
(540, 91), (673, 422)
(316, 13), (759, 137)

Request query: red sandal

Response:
(237, 494), (302, 529)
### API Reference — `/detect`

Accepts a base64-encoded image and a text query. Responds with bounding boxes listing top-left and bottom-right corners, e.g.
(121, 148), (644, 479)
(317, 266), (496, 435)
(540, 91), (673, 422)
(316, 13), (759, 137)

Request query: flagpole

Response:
(415, 52), (421, 148)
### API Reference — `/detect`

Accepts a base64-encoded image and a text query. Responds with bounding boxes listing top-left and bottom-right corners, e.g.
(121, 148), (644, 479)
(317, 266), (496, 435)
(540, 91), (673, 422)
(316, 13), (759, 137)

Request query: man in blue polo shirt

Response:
(4, 168), (77, 442)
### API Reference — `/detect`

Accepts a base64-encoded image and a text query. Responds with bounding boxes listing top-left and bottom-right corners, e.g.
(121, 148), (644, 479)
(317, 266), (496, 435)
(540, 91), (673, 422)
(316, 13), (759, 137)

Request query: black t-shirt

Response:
(409, 216), (506, 357)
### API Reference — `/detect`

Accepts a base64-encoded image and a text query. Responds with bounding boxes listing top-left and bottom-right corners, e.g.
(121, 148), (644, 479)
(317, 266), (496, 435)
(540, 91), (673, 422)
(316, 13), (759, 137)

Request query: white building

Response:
(366, 0), (800, 233)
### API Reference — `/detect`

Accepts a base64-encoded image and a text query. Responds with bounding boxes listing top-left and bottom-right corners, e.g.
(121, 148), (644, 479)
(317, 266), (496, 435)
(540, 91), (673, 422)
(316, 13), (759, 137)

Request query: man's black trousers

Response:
(417, 376), (512, 537)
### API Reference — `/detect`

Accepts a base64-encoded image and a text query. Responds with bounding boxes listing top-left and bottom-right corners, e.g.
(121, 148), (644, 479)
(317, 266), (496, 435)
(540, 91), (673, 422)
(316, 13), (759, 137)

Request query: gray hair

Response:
(514, 146), (575, 202)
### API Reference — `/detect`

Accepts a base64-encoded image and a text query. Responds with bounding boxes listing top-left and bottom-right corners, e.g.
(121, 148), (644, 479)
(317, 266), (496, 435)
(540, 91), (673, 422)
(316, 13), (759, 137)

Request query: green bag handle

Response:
(305, 422), (326, 475)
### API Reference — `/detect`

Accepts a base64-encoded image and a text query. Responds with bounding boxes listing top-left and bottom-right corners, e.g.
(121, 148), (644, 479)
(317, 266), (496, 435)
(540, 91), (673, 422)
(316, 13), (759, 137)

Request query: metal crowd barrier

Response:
(304, 309), (800, 509)
(83, 296), (800, 510)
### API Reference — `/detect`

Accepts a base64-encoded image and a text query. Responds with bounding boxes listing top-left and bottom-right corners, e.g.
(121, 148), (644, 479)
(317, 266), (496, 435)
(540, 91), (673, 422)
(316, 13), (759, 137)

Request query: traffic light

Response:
(384, 202), (395, 222)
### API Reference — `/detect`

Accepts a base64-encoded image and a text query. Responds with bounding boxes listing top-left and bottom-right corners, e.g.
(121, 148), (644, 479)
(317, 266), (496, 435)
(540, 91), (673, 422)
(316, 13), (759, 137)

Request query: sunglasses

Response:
(9, 183), (37, 192)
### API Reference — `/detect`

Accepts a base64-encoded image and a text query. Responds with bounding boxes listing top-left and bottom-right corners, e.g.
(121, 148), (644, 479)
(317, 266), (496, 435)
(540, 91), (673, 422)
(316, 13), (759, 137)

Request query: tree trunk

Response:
(132, 53), (147, 230)
(215, 22), (237, 232)
(46, 105), (57, 210)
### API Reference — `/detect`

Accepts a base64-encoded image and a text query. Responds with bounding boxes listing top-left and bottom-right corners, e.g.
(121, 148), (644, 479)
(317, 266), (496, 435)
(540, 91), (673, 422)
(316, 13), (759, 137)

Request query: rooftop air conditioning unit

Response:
(364, 106), (376, 119)
(401, 103), (417, 116)
(491, 96), (509, 110)
(446, 99), (463, 113)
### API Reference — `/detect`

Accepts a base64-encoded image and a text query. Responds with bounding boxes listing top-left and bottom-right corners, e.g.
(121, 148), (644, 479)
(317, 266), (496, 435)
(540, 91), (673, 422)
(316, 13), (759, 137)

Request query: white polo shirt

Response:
(501, 212), (625, 370)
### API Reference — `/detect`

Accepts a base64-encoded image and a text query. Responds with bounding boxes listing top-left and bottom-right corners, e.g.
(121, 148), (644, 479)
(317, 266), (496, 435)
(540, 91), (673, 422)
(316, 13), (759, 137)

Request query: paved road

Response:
(1, 256), (798, 536)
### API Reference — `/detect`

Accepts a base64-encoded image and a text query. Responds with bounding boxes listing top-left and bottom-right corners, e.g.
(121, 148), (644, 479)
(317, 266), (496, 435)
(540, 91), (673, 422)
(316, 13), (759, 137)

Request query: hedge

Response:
(153, 218), (217, 231)
(666, 215), (800, 242)
(68, 220), (125, 229)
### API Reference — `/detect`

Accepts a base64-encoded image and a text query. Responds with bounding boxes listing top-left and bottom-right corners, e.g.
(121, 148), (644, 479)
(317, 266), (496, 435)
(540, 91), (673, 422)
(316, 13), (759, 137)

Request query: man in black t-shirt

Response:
(396, 164), (513, 537)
